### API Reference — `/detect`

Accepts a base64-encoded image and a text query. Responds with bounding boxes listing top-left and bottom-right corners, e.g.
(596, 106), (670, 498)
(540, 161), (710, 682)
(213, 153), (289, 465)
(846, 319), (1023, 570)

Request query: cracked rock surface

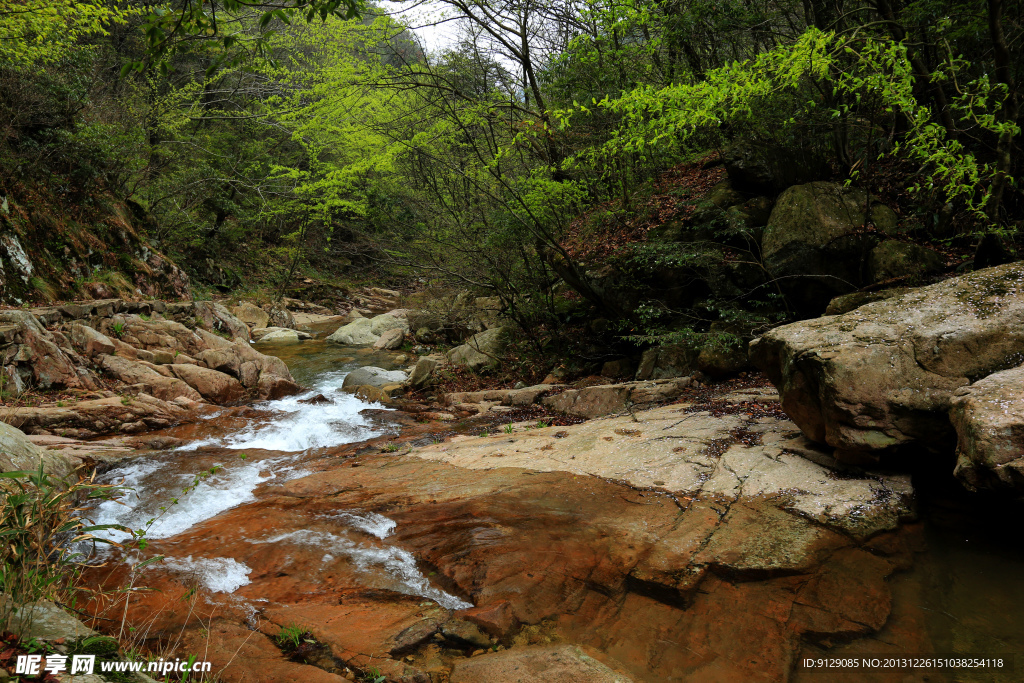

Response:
(87, 384), (923, 683)
(751, 261), (1024, 476)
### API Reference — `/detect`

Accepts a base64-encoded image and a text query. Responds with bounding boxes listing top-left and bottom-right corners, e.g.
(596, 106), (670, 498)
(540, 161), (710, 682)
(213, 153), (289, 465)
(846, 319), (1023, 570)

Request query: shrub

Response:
(0, 466), (127, 634)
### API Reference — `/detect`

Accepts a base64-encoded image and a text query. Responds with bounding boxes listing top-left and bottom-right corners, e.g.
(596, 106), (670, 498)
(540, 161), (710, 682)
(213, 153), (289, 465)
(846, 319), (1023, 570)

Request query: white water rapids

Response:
(92, 357), (472, 609)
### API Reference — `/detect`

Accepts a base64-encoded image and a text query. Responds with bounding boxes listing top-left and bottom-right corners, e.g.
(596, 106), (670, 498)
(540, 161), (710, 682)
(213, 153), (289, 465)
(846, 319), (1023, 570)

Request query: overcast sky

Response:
(381, 1), (461, 54)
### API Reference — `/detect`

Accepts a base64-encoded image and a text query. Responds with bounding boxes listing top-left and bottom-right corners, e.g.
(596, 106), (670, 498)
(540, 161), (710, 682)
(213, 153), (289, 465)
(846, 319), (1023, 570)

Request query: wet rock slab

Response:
(89, 398), (919, 683)
(411, 394), (912, 540)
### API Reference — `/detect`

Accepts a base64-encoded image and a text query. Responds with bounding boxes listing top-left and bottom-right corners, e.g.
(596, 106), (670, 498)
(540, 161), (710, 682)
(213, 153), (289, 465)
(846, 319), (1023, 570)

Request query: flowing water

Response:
(91, 340), (472, 609)
(87, 339), (1024, 679)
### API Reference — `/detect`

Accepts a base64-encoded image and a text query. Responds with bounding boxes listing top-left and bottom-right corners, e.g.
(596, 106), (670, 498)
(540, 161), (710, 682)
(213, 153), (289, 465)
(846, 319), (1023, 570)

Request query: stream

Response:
(91, 342), (472, 610)
(85, 339), (1024, 682)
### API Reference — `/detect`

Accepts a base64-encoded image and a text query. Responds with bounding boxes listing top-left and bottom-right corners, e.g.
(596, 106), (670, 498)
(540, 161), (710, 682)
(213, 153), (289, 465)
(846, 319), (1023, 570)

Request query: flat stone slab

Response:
(410, 402), (912, 539)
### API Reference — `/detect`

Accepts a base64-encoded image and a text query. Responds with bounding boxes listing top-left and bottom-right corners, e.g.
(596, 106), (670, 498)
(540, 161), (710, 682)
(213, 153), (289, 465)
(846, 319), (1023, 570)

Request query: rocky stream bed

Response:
(48, 340), (1019, 683)
(4, 267), (1024, 682)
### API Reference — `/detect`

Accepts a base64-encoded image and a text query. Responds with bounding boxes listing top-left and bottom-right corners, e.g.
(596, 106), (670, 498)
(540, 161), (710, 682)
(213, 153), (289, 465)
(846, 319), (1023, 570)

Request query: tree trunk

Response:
(986, 0), (1019, 225)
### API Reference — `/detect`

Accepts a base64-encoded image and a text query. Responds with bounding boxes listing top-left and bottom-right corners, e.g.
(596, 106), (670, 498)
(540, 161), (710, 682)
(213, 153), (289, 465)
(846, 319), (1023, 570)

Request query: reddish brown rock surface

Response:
(83, 443), (918, 683)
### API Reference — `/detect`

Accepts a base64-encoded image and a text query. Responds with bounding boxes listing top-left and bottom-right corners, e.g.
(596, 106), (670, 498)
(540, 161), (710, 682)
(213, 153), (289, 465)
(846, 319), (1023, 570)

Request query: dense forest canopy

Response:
(1, 0), (1021, 353)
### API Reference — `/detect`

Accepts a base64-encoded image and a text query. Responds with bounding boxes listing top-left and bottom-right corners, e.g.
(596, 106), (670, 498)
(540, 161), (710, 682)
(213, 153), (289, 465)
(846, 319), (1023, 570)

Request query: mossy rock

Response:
(868, 240), (943, 283)
(762, 181), (900, 312)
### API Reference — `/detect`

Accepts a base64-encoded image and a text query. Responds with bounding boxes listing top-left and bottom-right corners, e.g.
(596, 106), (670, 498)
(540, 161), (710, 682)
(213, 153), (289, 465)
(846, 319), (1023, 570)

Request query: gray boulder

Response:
(447, 327), (509, 373)
(258, 328), (304, 343)
(950, 364), (1024, 491)
(408, 357), (440, 389)
(251, 326), (292, 341)
(369, 310), (410, 336)
(762, 181), (899, 311)
(751, 262), (1024, 461)
(868, 240), (943, 282)
(327, 317), (379, 345)
(636, 344), (698, 380)
(341, 366), (408, 392)
(0, 422), (76, 479)
(0, 597), (99, 641)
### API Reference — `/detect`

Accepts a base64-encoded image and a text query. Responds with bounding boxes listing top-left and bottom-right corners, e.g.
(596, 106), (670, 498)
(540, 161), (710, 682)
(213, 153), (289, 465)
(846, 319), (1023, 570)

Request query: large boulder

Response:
(97, 354), (202, 402)
(407, 357), (440, 389)
(542, 378), (692, 418)
(868, 240), (943, 282)
(762, 182), (899, 311)
(257, 328), (304, 343)
(824, 287), (911, 316)
(211, 341), (302, 399)
(341, 367), (408, 392)
(103, 316), (208, 356)
(406, 310), (443, 340)
(251, 326), (302, 341)
(193, 301), (249, 342)
(448, 327), (509, 373)
(697, 343), (748, 378)
(4, 393), (194, 438)
(751, 262), (1024, 461)
(264, 303), (295, 329)
(1, 597), (99, 642)
(326, 317), (378, 345)
(170, 364), (245, 404)
(950, 365), (1024, 491)
(256, 374), (303, 400)
(231, 302), (270, 330)
(197, 347), (242, 377)
(687, 179), (747, 228)
(369, 310), (410, 336)
(0, 421), (76, 478)
(68, 323), (115, 358)
(636, 344), (698, 381)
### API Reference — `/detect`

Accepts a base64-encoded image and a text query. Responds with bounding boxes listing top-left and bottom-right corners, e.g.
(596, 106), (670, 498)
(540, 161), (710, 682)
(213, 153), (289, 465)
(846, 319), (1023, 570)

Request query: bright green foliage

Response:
(0, 0), (129, 66)
(561, 26), (1019, 225)
(128, 0), (363, 75)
